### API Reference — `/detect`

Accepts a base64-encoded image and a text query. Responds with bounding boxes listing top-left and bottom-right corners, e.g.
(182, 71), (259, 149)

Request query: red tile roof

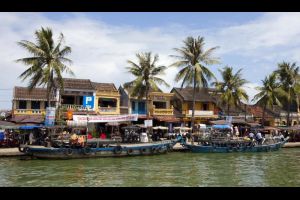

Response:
(14, 87), (56, 101)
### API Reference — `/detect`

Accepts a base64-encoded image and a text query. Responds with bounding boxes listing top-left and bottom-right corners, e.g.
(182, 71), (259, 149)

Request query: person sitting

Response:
(248, 131), (255, 141)
(256, 131), (263, 145)
(70, 133), (78, 147)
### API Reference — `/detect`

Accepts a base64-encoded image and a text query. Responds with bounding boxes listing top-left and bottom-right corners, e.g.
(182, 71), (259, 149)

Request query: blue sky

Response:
(1, 12), (300, 109)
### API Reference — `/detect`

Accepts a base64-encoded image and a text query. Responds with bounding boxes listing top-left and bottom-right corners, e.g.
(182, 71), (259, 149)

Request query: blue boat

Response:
(21, 137), (181, 159)
(183, 138), (288, 153)
(182, 124), (289, 153)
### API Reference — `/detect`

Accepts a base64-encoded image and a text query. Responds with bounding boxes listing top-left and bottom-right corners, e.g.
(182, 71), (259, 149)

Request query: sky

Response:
(1, 12), (300, 109)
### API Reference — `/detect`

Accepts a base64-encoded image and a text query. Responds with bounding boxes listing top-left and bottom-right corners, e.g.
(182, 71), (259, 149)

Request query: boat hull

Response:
(184, 139), (288, 153)
(24, 140), (178, 159)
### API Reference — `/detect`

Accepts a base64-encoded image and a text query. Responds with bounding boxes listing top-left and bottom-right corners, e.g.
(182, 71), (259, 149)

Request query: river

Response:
(0, 148), (300, 187)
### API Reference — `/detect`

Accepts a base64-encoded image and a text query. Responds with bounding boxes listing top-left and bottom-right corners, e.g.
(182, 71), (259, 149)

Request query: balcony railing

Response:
(61, 104), (90, 111)
(98, 107), (117, 113)
(14, 109), (46, 115)
(152, 108), (173, 115)
(183, 110), (215, 117)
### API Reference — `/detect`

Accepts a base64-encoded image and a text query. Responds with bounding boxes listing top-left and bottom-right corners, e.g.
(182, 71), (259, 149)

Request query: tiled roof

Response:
(13, 87), (56, 101)
(91, 82), (118, 92)
(61, 78), (94, 90)
(153, 115), (180, 122)
(172, 87), (217, 102)
(124, 85), (162, 98)
(10, 115), (44, 124)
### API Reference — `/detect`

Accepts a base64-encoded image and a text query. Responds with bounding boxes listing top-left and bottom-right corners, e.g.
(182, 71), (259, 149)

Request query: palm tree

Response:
(16, 27), (74, 107)
(214, 66), (249, 116)
(124, 52), (169, 119)
(253, 73), (283, 126)
(274, 62), (300, 126)
(170, 36), (219, 132)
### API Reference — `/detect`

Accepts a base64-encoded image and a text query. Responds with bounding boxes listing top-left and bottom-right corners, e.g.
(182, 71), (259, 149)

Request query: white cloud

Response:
(1, 12), (300, 109)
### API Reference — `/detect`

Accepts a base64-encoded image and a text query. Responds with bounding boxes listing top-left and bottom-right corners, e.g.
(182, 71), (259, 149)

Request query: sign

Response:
(144, 120), (153, 127)
(83, 96), (94, 109)
(226, 116), (232, 124)
(72, 114), (138, 123)
(45, 107), (56, 126)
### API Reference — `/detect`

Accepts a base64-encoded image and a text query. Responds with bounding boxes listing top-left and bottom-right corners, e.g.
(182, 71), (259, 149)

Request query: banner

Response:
(45, 107), (56, 126)
(144, 120), (153, 127)
(72, 114), (138, 123)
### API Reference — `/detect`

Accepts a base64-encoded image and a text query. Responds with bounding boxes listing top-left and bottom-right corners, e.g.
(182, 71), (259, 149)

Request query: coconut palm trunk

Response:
(191, 69), (197, 133)
(227, 103), (230, 116)
(287, 88), (291, 126)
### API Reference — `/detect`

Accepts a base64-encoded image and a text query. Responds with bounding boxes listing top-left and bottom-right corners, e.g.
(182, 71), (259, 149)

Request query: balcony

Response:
(14, 109), (46, 115)
(183, 110), (217, 118)
(98, 107), (119, 115)
(61, 104), (89, 111)
(152, 108), (174, 115)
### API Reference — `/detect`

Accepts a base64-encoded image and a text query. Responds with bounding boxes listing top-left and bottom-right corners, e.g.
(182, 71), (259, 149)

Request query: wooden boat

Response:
(21, 137), (181, 159)
(183, 138), (289, 153)
(183, 124), (289, 153)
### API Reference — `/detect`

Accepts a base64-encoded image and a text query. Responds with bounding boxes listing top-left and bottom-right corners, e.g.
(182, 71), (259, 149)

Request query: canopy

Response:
(173, 127), (192, 130)
(19, 125), (42, 130)
(153, 126), (168, 130)
(212, 124), (231, 129)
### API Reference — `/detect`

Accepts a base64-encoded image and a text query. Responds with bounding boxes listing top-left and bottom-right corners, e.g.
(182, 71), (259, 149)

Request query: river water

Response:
(1, 148), (300, 187)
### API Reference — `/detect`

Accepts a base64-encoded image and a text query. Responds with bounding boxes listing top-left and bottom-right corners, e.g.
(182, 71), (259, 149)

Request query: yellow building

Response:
(92, 82), (120, 115)
(11, 86), (56, 124)
(171, 87), (220, 125)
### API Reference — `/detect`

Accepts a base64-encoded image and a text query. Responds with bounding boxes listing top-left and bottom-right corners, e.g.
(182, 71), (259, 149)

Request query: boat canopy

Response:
(153, 126), (168, 130)
(212, 124), (231, 129)
(19, 125), (42, 130)
(173, 127), (192, 130)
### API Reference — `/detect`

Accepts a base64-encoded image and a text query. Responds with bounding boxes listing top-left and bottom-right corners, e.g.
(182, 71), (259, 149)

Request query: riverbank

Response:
(0, 148), (24, 157)
(283, 142), (300, 148)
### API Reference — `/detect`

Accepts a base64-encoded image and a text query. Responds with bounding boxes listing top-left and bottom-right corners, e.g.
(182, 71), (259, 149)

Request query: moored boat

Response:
(182, 124), (289, 153)
(21, 137), (181, 159)
(183, 138), (288, 153)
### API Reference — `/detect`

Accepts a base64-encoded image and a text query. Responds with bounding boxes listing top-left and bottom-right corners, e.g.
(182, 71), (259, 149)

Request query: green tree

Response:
(16, 27), (74, 107)
(214, 66), (249, 116)
(274, 62), (300, 126)
(170, 36), (219, 131)
(124, 52), (169, 119)
(253, 73), (284, 126)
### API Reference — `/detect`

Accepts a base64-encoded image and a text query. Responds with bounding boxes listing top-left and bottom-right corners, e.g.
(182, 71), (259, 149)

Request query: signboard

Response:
(72, 114), (138, 123)
(45, 107), (56, 126)
(83, 96), (94, 109)
(226, 116), (233, 124)
(144, 120), (153, 127)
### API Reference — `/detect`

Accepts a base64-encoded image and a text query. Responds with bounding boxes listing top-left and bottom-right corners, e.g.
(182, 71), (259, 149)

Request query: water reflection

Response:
(0, 148), (300, 187)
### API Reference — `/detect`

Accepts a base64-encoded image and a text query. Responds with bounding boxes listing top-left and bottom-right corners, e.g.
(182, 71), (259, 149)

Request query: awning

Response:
(19, 125), (43, 130)
(153, 126), (168, 130)
(212, 124), (231, 129)
(153, 115), (180, 123)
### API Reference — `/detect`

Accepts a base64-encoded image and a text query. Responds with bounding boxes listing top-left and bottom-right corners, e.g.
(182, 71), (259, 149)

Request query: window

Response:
(61, 96), (75, 104)
(31, 101), (40, 109)
(18, 101), (27, 109)
(203, 103), (209, 111)
(131, 101), (136, 111)
(138, 102), (145, 111)
(99, 98), (117, 107)
(153, 101), (167, 109)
